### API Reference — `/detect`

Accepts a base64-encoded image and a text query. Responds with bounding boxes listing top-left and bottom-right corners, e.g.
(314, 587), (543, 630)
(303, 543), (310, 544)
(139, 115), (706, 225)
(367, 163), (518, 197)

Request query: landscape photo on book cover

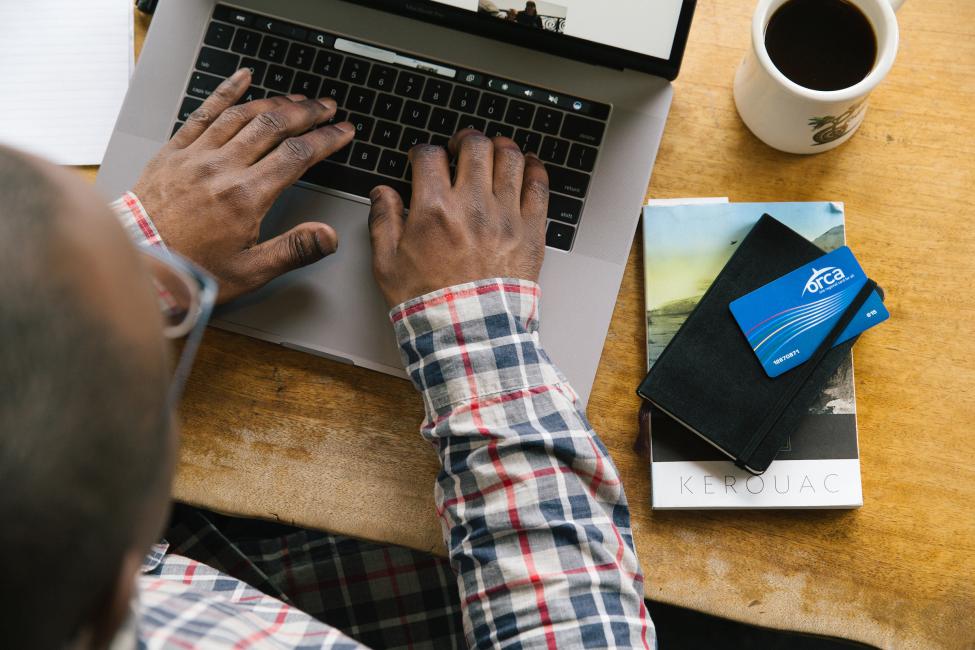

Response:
(645, 203), (853, 415)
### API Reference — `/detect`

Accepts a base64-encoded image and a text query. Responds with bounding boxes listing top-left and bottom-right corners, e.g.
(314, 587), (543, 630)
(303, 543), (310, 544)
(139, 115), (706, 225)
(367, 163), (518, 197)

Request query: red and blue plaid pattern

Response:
(392, 279), (655, 649)
(112, 197), (655, 649)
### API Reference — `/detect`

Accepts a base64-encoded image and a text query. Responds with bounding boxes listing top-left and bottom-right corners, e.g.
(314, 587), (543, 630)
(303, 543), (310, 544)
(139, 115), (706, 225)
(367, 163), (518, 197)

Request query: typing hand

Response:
(368, 131), (549, 307)
(132, 68), (355, 303)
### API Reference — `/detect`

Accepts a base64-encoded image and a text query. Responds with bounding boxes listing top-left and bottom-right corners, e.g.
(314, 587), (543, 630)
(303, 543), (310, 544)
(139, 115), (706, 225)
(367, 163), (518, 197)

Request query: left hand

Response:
(132, 68), (355, 302)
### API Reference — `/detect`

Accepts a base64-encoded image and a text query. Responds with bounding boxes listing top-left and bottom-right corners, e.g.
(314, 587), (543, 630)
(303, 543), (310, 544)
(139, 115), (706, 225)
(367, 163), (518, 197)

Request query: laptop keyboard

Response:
(173, 4), (612, 251)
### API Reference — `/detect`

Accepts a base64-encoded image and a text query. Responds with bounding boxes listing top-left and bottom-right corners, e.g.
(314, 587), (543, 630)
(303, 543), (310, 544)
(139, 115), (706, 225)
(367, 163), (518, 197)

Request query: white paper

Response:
(0, 1), (133, 165)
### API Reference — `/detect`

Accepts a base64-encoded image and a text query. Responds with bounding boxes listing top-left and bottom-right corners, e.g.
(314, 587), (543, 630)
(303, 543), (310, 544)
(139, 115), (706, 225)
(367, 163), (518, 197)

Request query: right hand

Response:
(367, 131), (549, 308)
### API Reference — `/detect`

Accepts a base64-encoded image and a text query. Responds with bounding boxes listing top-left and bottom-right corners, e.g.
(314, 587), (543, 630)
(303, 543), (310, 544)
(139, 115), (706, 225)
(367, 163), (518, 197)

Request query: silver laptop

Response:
(98, 0), (695, 405)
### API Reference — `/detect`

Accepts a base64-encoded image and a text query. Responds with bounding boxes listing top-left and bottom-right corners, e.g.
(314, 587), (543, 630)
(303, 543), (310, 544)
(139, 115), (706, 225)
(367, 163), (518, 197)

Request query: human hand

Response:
(132, 68), (355, 302)
(367, 131), (549, 307)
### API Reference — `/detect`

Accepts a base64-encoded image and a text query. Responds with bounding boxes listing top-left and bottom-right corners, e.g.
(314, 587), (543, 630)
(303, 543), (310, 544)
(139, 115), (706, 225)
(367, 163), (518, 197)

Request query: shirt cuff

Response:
(109, 191), (167, 249)
(390, 278), (568, 414)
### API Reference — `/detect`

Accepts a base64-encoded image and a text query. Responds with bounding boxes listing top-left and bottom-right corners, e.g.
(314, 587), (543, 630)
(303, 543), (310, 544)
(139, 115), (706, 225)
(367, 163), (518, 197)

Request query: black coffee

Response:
(765, 0), (877, 92)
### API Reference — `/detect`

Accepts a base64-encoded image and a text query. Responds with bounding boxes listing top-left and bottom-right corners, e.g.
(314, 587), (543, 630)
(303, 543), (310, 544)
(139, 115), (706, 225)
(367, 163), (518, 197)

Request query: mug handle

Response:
(888, 0), (905, 10)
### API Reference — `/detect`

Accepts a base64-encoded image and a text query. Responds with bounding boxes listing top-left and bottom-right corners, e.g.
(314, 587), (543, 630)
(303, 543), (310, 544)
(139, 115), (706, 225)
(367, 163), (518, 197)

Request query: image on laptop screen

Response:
(426, 0), (685, 61)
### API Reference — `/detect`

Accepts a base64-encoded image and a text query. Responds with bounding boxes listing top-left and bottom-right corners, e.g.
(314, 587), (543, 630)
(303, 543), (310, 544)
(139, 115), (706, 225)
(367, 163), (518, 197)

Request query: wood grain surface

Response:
(79, 2), (974, 648)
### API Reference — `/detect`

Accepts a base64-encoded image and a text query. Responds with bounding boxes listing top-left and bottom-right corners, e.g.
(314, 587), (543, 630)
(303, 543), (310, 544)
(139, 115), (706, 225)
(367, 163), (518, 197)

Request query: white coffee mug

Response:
(734, 0), (903, 154)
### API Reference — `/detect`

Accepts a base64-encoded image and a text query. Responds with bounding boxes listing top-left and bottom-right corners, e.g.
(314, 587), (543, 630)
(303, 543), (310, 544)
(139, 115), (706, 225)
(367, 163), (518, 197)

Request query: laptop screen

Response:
(348, 0), (696, 79)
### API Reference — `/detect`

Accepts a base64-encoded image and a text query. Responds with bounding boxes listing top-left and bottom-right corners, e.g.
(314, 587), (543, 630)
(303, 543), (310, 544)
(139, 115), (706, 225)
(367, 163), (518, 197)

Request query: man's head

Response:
(524, 1), (538, 15)
(0, 147), (173, 648)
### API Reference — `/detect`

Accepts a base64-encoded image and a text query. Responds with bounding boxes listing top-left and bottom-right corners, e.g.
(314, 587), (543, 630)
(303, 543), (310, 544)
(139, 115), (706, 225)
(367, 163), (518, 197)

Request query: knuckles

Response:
(255, 111), (288, 136)
(283, 137), (314, 163)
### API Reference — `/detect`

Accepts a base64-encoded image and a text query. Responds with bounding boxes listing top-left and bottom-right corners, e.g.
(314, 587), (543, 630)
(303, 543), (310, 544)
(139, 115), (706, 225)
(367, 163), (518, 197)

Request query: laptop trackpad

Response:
(212, 185), (405, 375)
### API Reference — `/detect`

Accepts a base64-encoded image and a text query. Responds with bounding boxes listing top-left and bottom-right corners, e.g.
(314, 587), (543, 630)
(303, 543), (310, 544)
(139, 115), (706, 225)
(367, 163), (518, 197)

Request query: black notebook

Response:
(637, 214), (880, 474)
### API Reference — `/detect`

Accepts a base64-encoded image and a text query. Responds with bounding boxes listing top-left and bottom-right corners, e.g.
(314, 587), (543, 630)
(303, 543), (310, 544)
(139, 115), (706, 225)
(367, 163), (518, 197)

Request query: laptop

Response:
(98, 0), (696, 405)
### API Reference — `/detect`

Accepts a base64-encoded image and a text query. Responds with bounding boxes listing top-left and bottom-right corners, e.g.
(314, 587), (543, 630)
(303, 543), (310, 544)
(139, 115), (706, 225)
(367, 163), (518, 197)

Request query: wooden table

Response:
(83, 2), (974, 648)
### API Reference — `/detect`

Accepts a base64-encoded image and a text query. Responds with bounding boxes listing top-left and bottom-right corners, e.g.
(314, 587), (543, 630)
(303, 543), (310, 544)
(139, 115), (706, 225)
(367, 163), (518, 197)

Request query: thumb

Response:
(367, 186), (405, 274)
(243, 221), (338, 287)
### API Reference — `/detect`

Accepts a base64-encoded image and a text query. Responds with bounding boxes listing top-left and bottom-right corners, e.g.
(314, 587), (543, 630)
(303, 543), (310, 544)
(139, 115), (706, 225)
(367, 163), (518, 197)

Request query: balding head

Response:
(0, 147), (174, 648)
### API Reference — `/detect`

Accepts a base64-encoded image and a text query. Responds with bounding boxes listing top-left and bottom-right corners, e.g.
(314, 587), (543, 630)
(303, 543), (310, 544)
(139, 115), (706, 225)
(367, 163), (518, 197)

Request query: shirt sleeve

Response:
(391, 278), (655, 650)
(109, 191), (167, 249)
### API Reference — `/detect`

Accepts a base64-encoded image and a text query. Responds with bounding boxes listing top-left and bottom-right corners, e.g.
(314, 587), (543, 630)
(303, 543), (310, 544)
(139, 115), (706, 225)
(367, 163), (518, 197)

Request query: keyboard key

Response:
(330, 143), (351, 164)
(264, 65), (294, 93)
(548, 193), (583, 225)
(348, 113), (375, 139)
(186, 72), (223, 99)
(402, 101), (430, 128)
(255, 17), (303, 40)
(422, 79), (452, 106)
(286, 43), (317, 71)
(430, 134), (451, 149)
(349, 142), (380, 171)
(399, 128), (429, 151)
(367, 65), (398, 91)
(329, 109), (349, 125)
(320, 80), (349, 105)
(373, 94), (403, 121)
(258, 36), (288, 63)
(372, 121), (402, 148)
(214, 7), (253, 27)
(456, 115), (486, 132)
(236, 87), (266, 104)
(546, 221), (575, 251)
(545, 165), (590, 198)
(340, 57), (370, 84)
(230, 28), (261, 56)
(533, 107), (563, 135)
(377, 150), (409, 178)
(505, 100), (535, 127)
(302, 161), (412, 204)
(196, 47), (240, 78)
(514, 129), (542, 154)
(204, 22), (234, 49)
(240, 58), (267, 85)
(477, 93), (507, 120)
(450, 87), (480, 113)
(395, 72), (425, 99)
(313, 51), (343, 78)
(567, 142), (598, 172)
(172, 122), (183, 138)
(347, 87), (376, 114)
(428, 108), (459, 136)
(485, 122), (513, 139)
(539, 136), (570, 165)
(292, 72), (322, 97)
(179, 96), (203, 121)
(561, 113), (605, 146)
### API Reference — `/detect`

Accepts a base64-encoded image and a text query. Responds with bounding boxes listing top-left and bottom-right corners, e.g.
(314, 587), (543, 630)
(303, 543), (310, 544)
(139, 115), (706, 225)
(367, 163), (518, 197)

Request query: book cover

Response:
(642, 201), (863, 509)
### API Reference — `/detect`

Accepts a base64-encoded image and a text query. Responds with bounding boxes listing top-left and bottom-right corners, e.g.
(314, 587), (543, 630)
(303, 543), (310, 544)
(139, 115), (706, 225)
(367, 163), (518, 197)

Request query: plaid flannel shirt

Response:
(110, 193), (655, 649)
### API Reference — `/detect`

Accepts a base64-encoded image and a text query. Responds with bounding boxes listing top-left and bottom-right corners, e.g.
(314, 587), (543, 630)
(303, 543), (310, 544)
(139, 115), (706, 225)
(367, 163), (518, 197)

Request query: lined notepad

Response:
(0, 1), (134, 165)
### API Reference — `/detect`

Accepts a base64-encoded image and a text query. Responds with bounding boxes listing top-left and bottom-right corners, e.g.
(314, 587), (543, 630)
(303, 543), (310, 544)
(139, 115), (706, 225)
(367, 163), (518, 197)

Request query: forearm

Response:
(393, 278), (654, 649)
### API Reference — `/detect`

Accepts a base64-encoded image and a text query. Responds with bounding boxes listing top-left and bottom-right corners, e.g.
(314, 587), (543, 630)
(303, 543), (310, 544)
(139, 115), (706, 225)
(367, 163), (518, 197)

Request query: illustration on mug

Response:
(808, 101), (866, 146)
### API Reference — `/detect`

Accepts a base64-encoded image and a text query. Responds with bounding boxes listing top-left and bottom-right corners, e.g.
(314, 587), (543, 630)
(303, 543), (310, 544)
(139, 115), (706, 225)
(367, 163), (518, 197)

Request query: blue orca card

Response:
(729, 246), (889, 377)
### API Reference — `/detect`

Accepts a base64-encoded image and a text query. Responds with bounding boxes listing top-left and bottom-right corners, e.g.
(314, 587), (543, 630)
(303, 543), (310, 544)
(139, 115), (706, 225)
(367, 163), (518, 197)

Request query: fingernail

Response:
(369, 187), (382, 201)
(317, 97), (336, 108)
(334, 121), (355, 134)
(315, 230), (337, 256)
(287, 94), (307, 102)
(233, 67), (251, 80)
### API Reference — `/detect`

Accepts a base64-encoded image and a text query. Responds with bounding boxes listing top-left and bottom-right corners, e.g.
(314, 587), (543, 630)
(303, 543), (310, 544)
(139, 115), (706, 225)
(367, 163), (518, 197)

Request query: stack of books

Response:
(640, 199), (863, 509)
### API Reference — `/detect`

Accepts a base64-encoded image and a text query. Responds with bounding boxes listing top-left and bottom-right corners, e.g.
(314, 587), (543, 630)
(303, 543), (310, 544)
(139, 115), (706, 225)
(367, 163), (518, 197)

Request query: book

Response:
(640, 201), (863, 509)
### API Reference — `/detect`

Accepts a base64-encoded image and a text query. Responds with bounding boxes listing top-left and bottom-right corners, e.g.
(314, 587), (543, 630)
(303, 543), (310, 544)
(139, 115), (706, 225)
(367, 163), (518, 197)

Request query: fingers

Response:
(237, 222), (338, 290)
(367, 186), (406, 276)
(520, 153), (550, 228)
(491, 136), (525, 206)
(171, 68), (251, 149)
(449, 130), (493, 193)
(225, 97), (341, 165)
(408, 144), (452, 209)
(196, 93), (314, 149)
(247, 122), (355, 202)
